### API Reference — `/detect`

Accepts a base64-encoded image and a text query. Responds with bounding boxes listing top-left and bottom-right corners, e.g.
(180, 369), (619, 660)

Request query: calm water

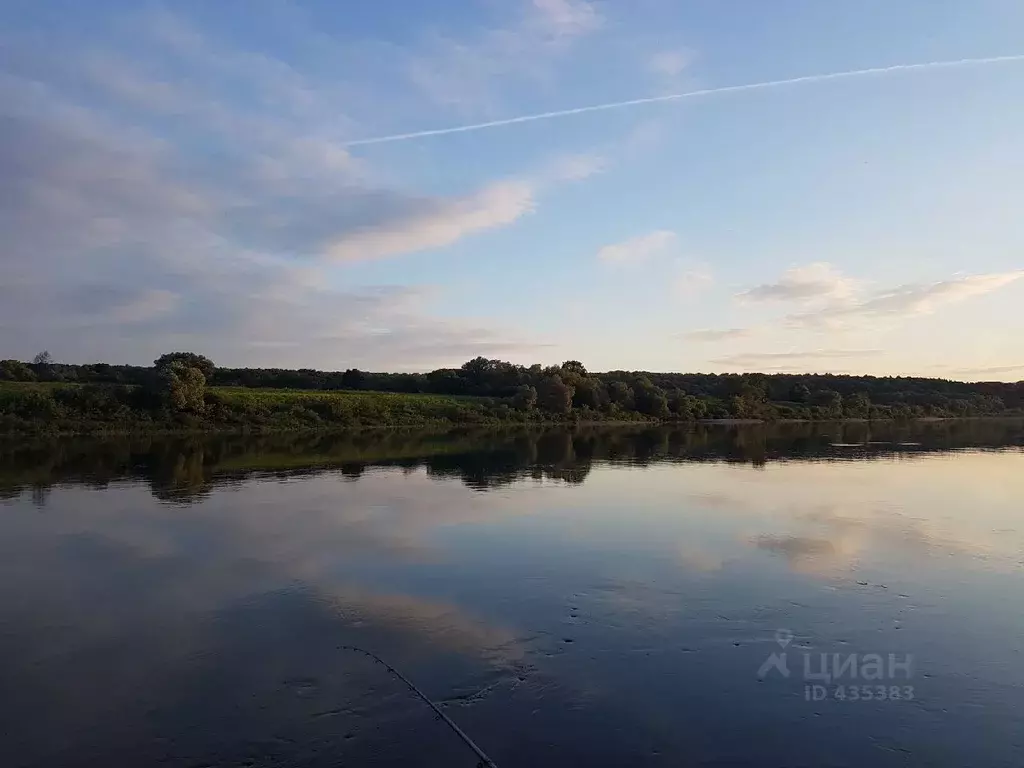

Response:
(2, 421), (1023, 767)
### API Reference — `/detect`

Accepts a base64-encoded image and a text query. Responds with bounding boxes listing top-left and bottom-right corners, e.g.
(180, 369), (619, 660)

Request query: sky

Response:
(2, 0), (1022, 380)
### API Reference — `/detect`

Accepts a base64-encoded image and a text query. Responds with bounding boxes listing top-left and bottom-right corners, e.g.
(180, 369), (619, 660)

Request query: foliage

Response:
(154, 352), (216, 380)
(160, 362), (206, 413)
(0, 360), (36, 382)
(537, 375), (574, 415)
(633, 377), (670, 418)
(513, 385), (538, 411)
(1, 350), (1022, 434)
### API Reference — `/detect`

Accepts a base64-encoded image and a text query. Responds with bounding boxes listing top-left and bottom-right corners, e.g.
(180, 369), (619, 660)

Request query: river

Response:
(2, 421), (1022, 766)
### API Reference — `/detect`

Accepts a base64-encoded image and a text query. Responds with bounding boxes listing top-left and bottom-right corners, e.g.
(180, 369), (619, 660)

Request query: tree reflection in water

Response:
(1, 419), (1021, 505)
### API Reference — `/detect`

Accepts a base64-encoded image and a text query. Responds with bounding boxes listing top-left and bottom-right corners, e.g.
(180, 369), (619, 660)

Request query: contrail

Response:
(344, 54), (1024, 147)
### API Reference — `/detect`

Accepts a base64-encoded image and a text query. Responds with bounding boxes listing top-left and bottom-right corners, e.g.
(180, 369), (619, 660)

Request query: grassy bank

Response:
(2, 377), (1020, 436)
(0, 381), (652, 435)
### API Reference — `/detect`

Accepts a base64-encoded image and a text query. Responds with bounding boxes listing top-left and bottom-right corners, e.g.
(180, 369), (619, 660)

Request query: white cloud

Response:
(531, 0), (603, 38)
(674, 261), (714, 296)
(545, 152), (606, 181)
(738, 262), (860, 304)
(713, 349), (882, 363)
(708, 352), (884, 372)
(532, 0), (602, 37)
(789, 270), (1024, 328)
(406, 0), (602, 113)
(681, 328), (750, 342)
(648, 49), (693, 77)
(597, 230), (677, 266)
(82, 53), (191, 113)
(146, 8), (322, 118)
(0, 50), (555, 367)
(327, 181), (536, 262)
(949, 363), (1024, 379)
(710, 349), (882, 370)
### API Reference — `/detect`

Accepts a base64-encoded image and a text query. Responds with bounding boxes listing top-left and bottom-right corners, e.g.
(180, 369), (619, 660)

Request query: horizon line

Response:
(343, 53), (1024, 147)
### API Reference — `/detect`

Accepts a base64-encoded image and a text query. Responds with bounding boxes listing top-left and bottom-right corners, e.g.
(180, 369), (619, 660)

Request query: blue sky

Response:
(2, 0), (1022, 378)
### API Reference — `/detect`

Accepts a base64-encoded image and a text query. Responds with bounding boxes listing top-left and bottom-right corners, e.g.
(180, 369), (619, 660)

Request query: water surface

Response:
(2, 421), (1023, 767)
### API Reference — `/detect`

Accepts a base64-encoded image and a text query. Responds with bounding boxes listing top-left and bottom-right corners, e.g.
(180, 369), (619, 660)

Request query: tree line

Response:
(1, 351), (1021, 433)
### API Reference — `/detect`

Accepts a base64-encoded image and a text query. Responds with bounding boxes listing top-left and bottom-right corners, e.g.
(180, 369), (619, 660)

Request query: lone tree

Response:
(154, 353), (212, 413)
(29, 350), (59, 381)
(154, 352), (216, 380)
(159, 361), (206, 413)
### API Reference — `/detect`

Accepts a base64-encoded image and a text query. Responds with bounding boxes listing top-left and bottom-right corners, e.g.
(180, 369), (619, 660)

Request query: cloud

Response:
(648, 49), (693, 78)
(0, 58), (551, 367)
(739, 264), (1024, 336)
(949, 363), (1024, 377)
(597, 230), (677, 266)
(81, 53), (192, 113)
(405, 0), (602, 113)
(532, 0), (603, 38)
(673, 261), (714, 296)
(789, 270), (1024, 328)
(710, 349), (882, 370)
(544, 152), (606, 181)
(328, 181), (536, 262)
(680, 328), (751, 342)
(738, 262), (860, 303)
(145, 8), (328, 120)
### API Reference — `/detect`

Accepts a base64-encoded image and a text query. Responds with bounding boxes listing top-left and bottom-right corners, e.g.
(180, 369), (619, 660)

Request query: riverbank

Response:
(0, 382), (655, 435)
(2, 380), (1020, 436)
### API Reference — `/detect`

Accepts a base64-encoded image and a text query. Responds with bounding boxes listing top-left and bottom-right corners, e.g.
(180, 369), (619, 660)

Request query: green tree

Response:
(811, 389), (843, 418)
(537, 375), (574, 415)
(790, 383), (811, 403)
(634, 378), (669, 417)
(0, 359), (37, 381)
(512, 384), (538, 411)
(572, 378), (608, 410)
(561, 360), (587, 377)
(607, 381), (635, 410)
(668, 389), (707, 420)
(155, 352), (216, 380)
(160, 361), (206, 413)
(843, 392), (871, 418)
(341, 368), (366, 389)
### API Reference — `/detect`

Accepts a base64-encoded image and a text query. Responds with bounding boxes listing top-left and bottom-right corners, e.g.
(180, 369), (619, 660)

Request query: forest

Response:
(1, 351), (1021, 434)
